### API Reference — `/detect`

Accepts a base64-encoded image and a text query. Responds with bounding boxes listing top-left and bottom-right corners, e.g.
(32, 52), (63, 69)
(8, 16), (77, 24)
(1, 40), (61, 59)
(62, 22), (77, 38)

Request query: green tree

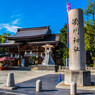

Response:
(0, 33), (11, 54)
(84, 0), (95, 23)
(84, 0), (95, 66)
(84, 22), (95, 51)
(84, 21), (95, 65)
(84, 0), (90, 22)
(56, 23), (68, 65)
(0, 33), (11, 43)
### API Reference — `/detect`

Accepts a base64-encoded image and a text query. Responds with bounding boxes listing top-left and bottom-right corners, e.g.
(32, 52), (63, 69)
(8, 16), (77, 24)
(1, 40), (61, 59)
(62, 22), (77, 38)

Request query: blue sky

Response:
(0, 0), (87, 35)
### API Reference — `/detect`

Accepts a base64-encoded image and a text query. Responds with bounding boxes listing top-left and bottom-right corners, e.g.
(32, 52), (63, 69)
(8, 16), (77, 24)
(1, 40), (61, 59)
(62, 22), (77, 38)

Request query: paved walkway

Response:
(0, 71), (95, 95)
(0, 70), (58, 84)
(0, 73), (95, 94)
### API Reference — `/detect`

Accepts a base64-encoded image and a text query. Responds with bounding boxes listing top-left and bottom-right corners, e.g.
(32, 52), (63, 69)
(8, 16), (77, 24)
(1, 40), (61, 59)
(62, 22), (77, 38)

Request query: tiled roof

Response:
(8, 26), (51, 40)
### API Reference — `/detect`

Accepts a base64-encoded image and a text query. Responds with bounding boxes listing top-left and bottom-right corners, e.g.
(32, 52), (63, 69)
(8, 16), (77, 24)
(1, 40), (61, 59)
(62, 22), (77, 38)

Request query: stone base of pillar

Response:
(38, 65), (58, 72)
(3, 85), (19, 90)
(64, 70), (91, 86)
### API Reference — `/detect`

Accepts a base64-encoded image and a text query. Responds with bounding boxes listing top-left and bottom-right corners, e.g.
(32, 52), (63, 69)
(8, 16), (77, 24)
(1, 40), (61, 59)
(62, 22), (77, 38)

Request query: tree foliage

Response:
(0, 33), (11, 44)
(57, 23), (68, 65)
(84, 0), (95, 23)
(0, 33), (11, 54)
(84, 0), (95, 65)
(84, 22), (95, 52)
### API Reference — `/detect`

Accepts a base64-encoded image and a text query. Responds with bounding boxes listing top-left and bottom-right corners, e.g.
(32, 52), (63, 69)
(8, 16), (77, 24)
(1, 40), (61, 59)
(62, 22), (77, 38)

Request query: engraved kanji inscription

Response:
(72, 18), (79, 25)
(73, 37), (80, 44)
(74, 46), (80, 52)
(73, 28), (79, 34)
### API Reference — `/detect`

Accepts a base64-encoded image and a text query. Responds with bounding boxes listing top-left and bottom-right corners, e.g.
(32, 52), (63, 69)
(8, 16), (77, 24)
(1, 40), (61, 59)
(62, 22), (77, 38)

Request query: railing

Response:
(58, 66), (69, 72)
(86, 67), (95, 70)
(58, 65), (95, 72)
(10, 66), (32, 70)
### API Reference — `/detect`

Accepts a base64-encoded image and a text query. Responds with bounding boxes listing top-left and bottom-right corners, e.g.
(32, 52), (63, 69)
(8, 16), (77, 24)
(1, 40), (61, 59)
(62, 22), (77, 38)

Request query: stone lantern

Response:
(38, 44), (58, 72)
(42, 44), (55, 65)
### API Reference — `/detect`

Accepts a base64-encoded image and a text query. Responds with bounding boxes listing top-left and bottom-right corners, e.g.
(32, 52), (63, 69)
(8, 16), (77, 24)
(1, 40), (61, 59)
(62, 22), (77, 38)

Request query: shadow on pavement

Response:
(42, 89), (58, 92)
(78, 92), (94, 95)
(19, 86), (36, 89)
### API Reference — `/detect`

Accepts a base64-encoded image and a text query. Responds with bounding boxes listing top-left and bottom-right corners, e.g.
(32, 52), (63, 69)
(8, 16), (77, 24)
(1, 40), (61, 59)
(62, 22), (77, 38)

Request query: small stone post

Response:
(6, 73), (15, 87)
(70, 82), (77, 95)
(36, 80), (42, 92)
(59, 65), (61, 70)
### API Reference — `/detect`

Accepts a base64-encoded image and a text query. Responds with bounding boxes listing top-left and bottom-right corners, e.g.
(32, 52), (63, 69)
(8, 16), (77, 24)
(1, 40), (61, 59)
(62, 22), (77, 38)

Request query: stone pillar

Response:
(36, 80), (42, 92)
(69, 9), (85, 70)
(64, 9), (91, 86)
(70, 82), (77, 95)
(6, 73), (15, 87)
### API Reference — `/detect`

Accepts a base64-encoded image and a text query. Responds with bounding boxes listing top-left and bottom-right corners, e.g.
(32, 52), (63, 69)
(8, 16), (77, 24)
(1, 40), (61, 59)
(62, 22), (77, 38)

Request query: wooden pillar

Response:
(37, 46), (39, 64)
(17, 45), (21, 66)
(7, 47), (9, 55)
(53, 48), (56, 65)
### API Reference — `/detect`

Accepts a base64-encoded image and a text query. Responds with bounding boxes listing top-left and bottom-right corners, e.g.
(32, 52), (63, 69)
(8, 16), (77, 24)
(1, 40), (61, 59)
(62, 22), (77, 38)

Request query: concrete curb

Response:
(0, 84), (20, 90)
(56, 81), (95, 91)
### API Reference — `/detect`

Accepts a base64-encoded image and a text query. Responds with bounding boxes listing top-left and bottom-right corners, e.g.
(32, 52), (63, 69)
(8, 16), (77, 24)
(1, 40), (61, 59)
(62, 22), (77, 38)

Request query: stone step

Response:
(31, 67), (38, 71)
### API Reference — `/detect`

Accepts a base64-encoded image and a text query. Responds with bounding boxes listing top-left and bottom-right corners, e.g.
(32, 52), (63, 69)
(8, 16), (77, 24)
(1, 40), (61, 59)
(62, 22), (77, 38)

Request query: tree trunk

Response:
(92, 13), (94, 22)
(94, 59), (95, 65)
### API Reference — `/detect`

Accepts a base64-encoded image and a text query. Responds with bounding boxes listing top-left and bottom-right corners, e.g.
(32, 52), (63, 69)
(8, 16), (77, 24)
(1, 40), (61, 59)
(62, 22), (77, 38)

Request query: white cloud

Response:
(0, 26), (3, 30)
(12, 19), (19, 24)
(0, 14), (22, 33)
(0, 23), (21, 33)
(11, 14), (21, 18)
(3, 24), (21, 33)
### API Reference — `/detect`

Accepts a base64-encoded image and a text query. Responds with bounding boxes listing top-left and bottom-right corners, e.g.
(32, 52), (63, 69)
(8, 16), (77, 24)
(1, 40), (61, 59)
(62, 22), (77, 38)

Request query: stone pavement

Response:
(0, 71), (95, 95)
(0, 70), (58, 84)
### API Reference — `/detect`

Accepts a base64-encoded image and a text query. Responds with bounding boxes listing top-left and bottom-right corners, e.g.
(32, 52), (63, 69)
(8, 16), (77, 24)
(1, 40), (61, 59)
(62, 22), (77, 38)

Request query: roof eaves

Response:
(7, 34), (46, 40)
(17, 26), (50, 31)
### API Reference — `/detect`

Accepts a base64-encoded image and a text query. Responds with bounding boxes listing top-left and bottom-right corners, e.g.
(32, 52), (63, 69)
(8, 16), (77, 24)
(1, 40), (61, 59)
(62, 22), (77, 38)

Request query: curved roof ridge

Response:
(18, 26), (50, 32)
